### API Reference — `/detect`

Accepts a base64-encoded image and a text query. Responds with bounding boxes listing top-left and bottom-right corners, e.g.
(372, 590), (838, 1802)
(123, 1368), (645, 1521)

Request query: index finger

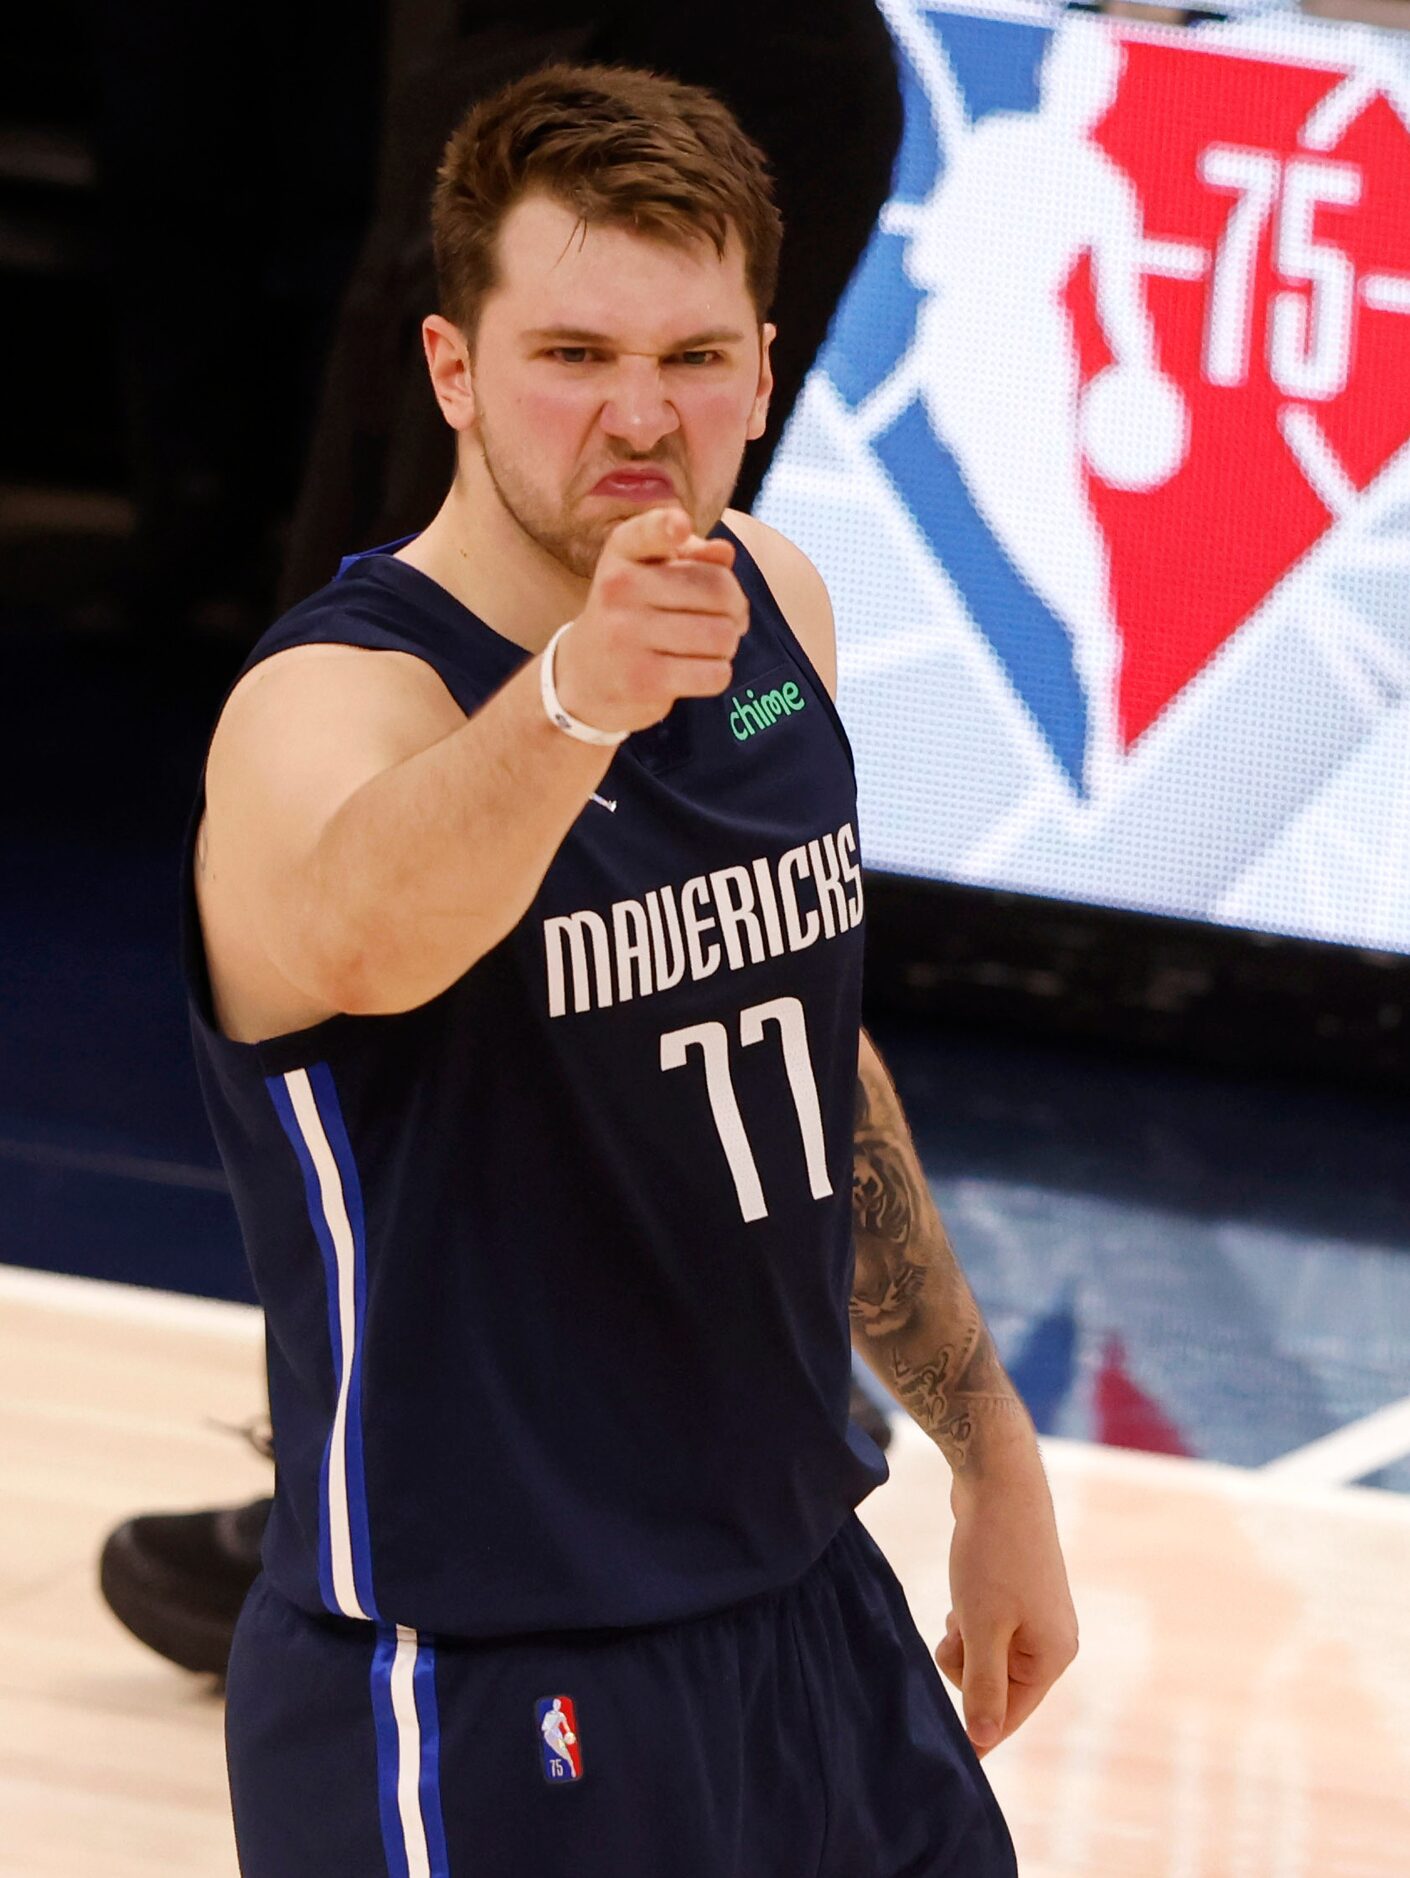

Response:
(674, 535), (735, 569)
(608, 504), (694, 564)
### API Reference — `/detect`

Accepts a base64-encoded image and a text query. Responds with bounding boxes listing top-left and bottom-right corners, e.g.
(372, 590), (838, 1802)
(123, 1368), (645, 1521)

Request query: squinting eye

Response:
(674, 351), (721, 366)
(548, 347), (598, 364)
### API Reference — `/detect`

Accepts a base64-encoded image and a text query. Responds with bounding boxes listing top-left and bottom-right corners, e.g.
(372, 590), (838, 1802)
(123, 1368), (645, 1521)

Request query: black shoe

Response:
(98, 1496), (271, 1675)
(849, 1375), (894, 1452)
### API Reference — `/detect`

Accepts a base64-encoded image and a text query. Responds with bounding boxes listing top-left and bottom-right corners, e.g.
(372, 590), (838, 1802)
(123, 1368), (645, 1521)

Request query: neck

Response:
(394, 456), (591, 655)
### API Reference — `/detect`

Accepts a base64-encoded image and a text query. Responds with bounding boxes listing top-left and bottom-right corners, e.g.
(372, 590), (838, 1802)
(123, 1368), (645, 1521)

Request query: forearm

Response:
(311, 653), (614, 1014)
(850, 1028), (1035, 1493)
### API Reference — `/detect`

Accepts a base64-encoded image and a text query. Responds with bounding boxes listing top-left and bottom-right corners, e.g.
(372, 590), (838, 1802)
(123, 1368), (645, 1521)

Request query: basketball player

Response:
(188, 64), (1076, 1874)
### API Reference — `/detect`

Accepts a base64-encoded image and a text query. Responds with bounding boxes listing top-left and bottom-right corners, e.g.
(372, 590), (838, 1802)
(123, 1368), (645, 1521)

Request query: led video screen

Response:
(757, 0), (1410, 952)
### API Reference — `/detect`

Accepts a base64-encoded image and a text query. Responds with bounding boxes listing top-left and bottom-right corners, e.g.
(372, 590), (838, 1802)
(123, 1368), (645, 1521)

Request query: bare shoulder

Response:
(199, 642), (466, 1043)
(214, 640), (461, 742)
(723, 509), (837, 700)
(207, 641), (465, 816)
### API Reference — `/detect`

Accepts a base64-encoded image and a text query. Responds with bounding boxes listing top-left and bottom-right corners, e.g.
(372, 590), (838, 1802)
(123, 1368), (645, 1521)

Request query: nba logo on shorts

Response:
(536, 1694), (584, 1783)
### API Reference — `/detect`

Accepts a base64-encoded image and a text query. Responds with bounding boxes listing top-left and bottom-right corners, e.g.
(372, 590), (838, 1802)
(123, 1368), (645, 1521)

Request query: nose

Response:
(599, 356), (680, 450)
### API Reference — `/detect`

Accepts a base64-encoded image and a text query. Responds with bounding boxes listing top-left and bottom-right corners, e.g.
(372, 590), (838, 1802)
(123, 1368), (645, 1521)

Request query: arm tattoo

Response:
(851, 1046), (1025, 1480)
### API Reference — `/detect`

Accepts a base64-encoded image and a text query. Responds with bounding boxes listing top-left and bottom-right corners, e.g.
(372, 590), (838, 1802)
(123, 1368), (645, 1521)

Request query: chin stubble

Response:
(478, 422), (746, 577)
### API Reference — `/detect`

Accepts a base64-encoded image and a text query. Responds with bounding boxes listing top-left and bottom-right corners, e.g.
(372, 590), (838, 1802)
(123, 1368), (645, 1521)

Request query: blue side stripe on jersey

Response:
(412, 1638), (450, 1877)
(307, 1060), (380, 1624)
(370, 1628), (412, 1878)
(265, 1070), (341, 1616)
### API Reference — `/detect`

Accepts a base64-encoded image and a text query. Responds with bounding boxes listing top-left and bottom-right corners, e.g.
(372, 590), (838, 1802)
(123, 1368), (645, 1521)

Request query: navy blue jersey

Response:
(180, 522), (886, 1639)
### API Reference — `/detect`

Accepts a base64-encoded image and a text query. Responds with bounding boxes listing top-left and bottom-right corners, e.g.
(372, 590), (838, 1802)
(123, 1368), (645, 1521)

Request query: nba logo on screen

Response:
(536, 1695), (584, 1782)
(767, 0), (1410, 842)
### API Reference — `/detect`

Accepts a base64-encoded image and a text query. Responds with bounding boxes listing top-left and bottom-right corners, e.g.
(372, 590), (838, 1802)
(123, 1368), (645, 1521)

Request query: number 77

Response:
(660, 995), (834, 1223)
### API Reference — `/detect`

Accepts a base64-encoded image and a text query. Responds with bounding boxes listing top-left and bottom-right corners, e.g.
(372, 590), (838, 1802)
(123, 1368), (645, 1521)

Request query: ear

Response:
(747, 322), (776, 442)
(423, 314), (477, 432)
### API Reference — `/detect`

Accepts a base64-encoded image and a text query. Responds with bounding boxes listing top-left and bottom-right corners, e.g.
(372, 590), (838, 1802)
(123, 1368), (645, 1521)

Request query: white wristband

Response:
(539, 622), (629, 747)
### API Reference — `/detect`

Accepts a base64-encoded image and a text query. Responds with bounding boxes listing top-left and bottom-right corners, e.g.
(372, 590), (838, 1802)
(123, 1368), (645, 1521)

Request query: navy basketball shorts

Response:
(226, 1514), (1017, 1877)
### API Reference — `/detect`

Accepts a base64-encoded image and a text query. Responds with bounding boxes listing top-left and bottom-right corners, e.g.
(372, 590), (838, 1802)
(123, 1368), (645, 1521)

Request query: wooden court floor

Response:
(4, 1262), (1409, 1877)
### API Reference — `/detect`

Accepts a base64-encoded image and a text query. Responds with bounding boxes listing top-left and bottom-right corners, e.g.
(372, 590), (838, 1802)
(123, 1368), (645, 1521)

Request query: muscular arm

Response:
(850, 1026), (1033, 1486)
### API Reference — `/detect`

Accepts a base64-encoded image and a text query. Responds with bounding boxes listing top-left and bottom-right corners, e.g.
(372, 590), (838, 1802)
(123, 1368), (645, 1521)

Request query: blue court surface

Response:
(4, 721), (1408, 1497)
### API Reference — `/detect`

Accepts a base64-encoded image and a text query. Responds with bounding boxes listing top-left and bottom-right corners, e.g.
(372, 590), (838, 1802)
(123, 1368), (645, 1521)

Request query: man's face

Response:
(464, 191), (774, 578)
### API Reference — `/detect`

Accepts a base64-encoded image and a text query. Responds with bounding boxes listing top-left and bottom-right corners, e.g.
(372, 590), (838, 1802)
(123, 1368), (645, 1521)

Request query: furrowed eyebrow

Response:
(526, 327), (746, 349)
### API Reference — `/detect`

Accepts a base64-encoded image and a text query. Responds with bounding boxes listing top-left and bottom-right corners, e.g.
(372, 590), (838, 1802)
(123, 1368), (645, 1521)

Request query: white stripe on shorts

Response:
(390, 1625), (431, 1878)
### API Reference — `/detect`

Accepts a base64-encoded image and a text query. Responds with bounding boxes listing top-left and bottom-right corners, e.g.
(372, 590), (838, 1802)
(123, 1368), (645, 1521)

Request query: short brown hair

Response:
(431, 63), (783, 343)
